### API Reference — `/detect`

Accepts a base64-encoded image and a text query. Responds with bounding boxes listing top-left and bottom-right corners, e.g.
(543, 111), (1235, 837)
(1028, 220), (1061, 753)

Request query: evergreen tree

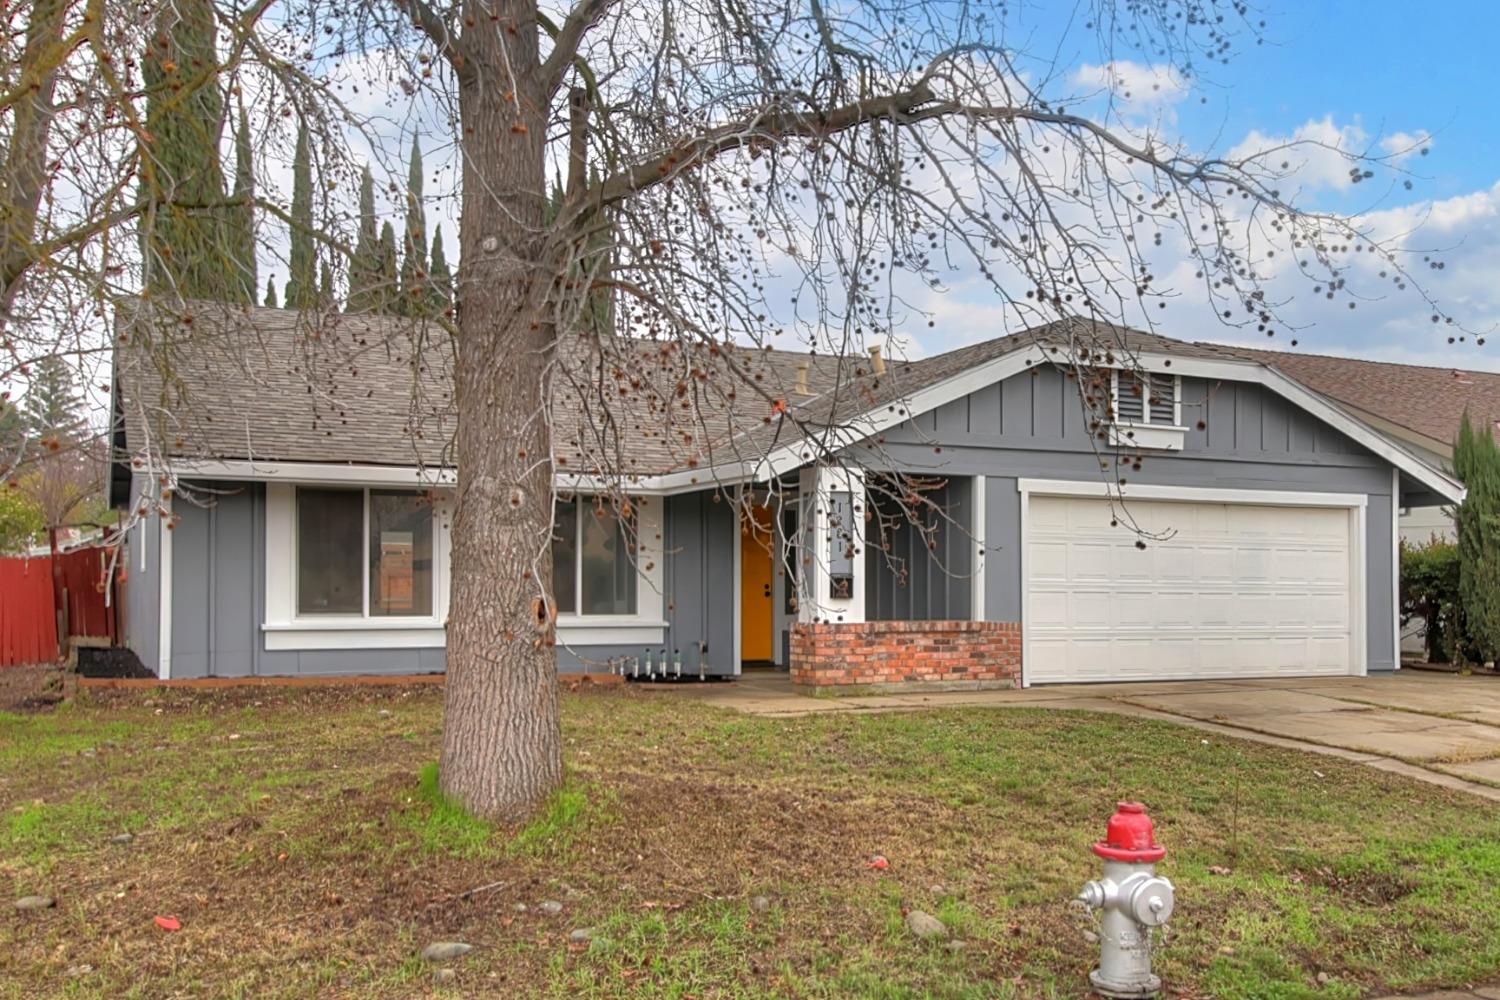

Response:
(0, 400), (26, 467)
(429, 225), (453, 313)
(21, 358), (85, 443)
(398, 139), (428, 315)
(543, 173), (614, 337)
(284, 120), (317, 309)
(376, 221), (398, 314)
(346, 166), (380, 313)
(264, 277), (278, 308)
(226, 104), (258, 303)
(140, 0), (230, 300)
(320, 261), (337, 309)
(1453, 412), (1500, 663)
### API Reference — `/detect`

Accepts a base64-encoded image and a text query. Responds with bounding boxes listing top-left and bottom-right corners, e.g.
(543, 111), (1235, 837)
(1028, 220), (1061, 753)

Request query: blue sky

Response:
(966, 0), (1500, 371)
(321, 3), (1500, 373)
(1181, 2), (1500, 204)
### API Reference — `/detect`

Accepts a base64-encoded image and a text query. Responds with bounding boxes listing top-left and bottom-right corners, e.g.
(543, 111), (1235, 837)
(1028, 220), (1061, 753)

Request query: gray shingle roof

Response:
(1209, 344), (1500, 456)
(112, 304), (1258, 479)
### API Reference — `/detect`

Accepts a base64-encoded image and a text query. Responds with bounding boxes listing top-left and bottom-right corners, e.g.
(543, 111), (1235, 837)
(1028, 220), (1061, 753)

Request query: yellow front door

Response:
(740, 505), (775, 662)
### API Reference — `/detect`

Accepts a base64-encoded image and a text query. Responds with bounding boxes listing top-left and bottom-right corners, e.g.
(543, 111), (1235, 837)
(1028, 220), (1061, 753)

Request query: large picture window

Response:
(552, 497), (637, 616)
(297, 487), (436, 617)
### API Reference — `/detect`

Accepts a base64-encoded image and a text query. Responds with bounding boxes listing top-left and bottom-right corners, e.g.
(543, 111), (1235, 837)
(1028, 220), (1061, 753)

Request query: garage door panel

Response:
(1029, 591), (1070, 629)
(1029, 541), (1070, 580)
(1026, 494), (1356, 683)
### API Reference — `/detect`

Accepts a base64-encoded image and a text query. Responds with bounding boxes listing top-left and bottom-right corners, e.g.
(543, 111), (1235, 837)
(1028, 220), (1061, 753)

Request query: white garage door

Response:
(1025, 494), (1356, 683)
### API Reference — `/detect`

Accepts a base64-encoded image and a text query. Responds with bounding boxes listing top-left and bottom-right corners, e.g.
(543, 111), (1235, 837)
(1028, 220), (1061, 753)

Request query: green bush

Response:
(1401, 540), (1461, 663)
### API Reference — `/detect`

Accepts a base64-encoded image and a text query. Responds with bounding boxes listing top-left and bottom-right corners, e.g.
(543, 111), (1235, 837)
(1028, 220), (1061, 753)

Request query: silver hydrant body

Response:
(1078, 802), (1175, 998)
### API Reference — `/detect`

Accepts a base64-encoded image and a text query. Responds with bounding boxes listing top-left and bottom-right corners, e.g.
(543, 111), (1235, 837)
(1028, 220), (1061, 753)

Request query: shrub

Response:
(1400, 540), (1460, 663)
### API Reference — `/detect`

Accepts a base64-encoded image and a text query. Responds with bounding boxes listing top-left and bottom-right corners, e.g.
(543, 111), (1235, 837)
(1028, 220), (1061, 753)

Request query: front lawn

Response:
(2, 683), (1498, 998)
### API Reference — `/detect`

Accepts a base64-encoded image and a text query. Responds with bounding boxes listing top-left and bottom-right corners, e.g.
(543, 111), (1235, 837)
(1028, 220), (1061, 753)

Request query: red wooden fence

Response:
(0, 547), (119, 667)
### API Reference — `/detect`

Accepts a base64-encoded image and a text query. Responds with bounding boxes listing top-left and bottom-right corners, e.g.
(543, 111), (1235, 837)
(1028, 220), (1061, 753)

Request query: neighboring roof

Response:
(1214, 346), (1500, 457)
(111, 304), (1461, 501)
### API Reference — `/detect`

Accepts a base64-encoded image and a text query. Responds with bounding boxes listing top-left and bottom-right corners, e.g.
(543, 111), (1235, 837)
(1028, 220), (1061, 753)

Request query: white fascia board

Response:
(171, 458), (456, 488)
(1017, 477), (1369, 509)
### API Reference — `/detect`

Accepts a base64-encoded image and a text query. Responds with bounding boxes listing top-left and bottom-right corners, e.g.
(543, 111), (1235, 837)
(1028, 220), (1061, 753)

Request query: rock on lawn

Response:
(420, 942), (472, 962)
(905, 910), (948, 940)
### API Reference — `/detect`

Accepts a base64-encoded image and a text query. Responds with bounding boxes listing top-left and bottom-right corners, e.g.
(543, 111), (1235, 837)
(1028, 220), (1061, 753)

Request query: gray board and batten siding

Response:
(856, 364), (1400, 670)
(143, 479), (736, 679)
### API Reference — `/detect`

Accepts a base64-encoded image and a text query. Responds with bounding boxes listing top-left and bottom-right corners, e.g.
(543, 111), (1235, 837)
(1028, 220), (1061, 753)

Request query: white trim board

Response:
(1016, 478), (1371, 509)
(1392, 466), (1401, 671)
(1016, 478), (1370, 687)
(971, 475), (987, 621)
(157, 494), (173, 679)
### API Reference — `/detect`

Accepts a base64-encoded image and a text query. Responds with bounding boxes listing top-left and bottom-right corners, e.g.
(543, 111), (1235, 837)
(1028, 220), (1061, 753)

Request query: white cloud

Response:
(1227, 116), (1376, 193)
(1379, 130), (1433, 165)
(1073, 61), (1189, 113)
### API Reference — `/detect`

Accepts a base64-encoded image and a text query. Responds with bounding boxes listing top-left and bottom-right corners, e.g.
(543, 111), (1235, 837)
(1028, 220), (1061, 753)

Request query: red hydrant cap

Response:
(1091, 801), (1166, 862)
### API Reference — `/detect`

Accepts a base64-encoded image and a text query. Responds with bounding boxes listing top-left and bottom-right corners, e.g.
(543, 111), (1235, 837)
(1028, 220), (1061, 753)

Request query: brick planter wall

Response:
(790, 620), (1022, 693)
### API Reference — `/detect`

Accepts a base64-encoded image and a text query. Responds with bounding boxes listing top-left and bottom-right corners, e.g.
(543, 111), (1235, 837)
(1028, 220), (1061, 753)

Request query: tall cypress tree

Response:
(284, 120), (317, 309)
(429, 225), (452, 313)
(398, 139), (428, 315)
(376, 221), (399, 314)
(226, 105), (257, 303)
(264, 277), (278, 308)
(1454, 413), (1500, 663)
(347, 166), (380, 313)
(141, 0), (230, 300)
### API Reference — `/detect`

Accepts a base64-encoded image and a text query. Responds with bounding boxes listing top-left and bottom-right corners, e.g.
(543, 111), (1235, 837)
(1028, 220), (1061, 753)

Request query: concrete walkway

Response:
(653, 671), (1500, 802)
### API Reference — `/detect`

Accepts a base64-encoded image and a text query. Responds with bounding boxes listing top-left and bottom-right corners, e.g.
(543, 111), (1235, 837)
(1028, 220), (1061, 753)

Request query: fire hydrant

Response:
(1077, 802), (1175, 998)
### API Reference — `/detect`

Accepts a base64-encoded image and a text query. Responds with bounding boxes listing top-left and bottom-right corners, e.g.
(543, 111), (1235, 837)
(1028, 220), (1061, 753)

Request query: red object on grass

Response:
(865, 855), (889, 870)
(154, 915), (182, 932)
(1091, 801), (1166, 863)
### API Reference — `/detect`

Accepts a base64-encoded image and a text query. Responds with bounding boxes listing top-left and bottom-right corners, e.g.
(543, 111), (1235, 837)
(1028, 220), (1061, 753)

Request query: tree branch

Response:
(539, 0), (615, 96)
(405, 0), (473, 83)
(591, 84), (937, 208)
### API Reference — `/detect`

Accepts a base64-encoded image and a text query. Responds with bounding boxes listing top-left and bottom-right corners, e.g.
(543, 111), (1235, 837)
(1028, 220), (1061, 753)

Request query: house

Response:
(1224, 347), (1500, 545)
(109, 303), (1463, 689)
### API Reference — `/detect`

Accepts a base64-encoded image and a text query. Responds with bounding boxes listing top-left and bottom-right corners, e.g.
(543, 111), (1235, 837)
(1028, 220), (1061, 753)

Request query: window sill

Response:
(556, 616), (668, 629)
(262, 620), (446, 651)
(1108, 422), (1187, 451)
(556, 617), (668, 647)
(265, 618), (443, 631)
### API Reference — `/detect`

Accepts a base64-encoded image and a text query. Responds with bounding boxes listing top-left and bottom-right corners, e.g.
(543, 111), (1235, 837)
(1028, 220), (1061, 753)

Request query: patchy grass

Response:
(1, 683), (1498, 999)
(406, 761), (495, 857)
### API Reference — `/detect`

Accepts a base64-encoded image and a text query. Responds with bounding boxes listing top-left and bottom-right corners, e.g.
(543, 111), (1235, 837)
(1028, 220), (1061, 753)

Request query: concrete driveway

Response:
(1094, 674), (1500, 785)
(661, 670), (1500, 799)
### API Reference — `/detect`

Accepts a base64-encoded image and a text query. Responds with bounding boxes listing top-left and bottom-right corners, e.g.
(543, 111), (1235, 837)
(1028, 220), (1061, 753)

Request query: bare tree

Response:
(3, 0), (1477, 818)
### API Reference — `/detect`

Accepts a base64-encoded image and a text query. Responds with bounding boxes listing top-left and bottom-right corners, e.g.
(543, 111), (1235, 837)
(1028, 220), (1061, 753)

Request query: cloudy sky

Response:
(298, 1), (1500, 374)
(909, 1), (1500, 370)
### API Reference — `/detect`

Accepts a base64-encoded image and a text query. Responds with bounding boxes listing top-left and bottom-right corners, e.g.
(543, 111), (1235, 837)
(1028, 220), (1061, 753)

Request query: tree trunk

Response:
(0, 0), (69, 330)
(439, 0), (564, 821)
(48, 525), (67, 659)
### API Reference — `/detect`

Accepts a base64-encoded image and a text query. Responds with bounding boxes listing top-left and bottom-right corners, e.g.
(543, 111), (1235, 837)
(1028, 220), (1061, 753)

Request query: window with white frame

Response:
(551, 496), (637, 616)
(1113, 369), (1180, 426)
(296, 487), (436, 618)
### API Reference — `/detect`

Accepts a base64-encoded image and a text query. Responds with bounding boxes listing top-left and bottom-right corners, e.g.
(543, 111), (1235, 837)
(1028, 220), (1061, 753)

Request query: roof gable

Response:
(1217, 346), (1500, 457)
